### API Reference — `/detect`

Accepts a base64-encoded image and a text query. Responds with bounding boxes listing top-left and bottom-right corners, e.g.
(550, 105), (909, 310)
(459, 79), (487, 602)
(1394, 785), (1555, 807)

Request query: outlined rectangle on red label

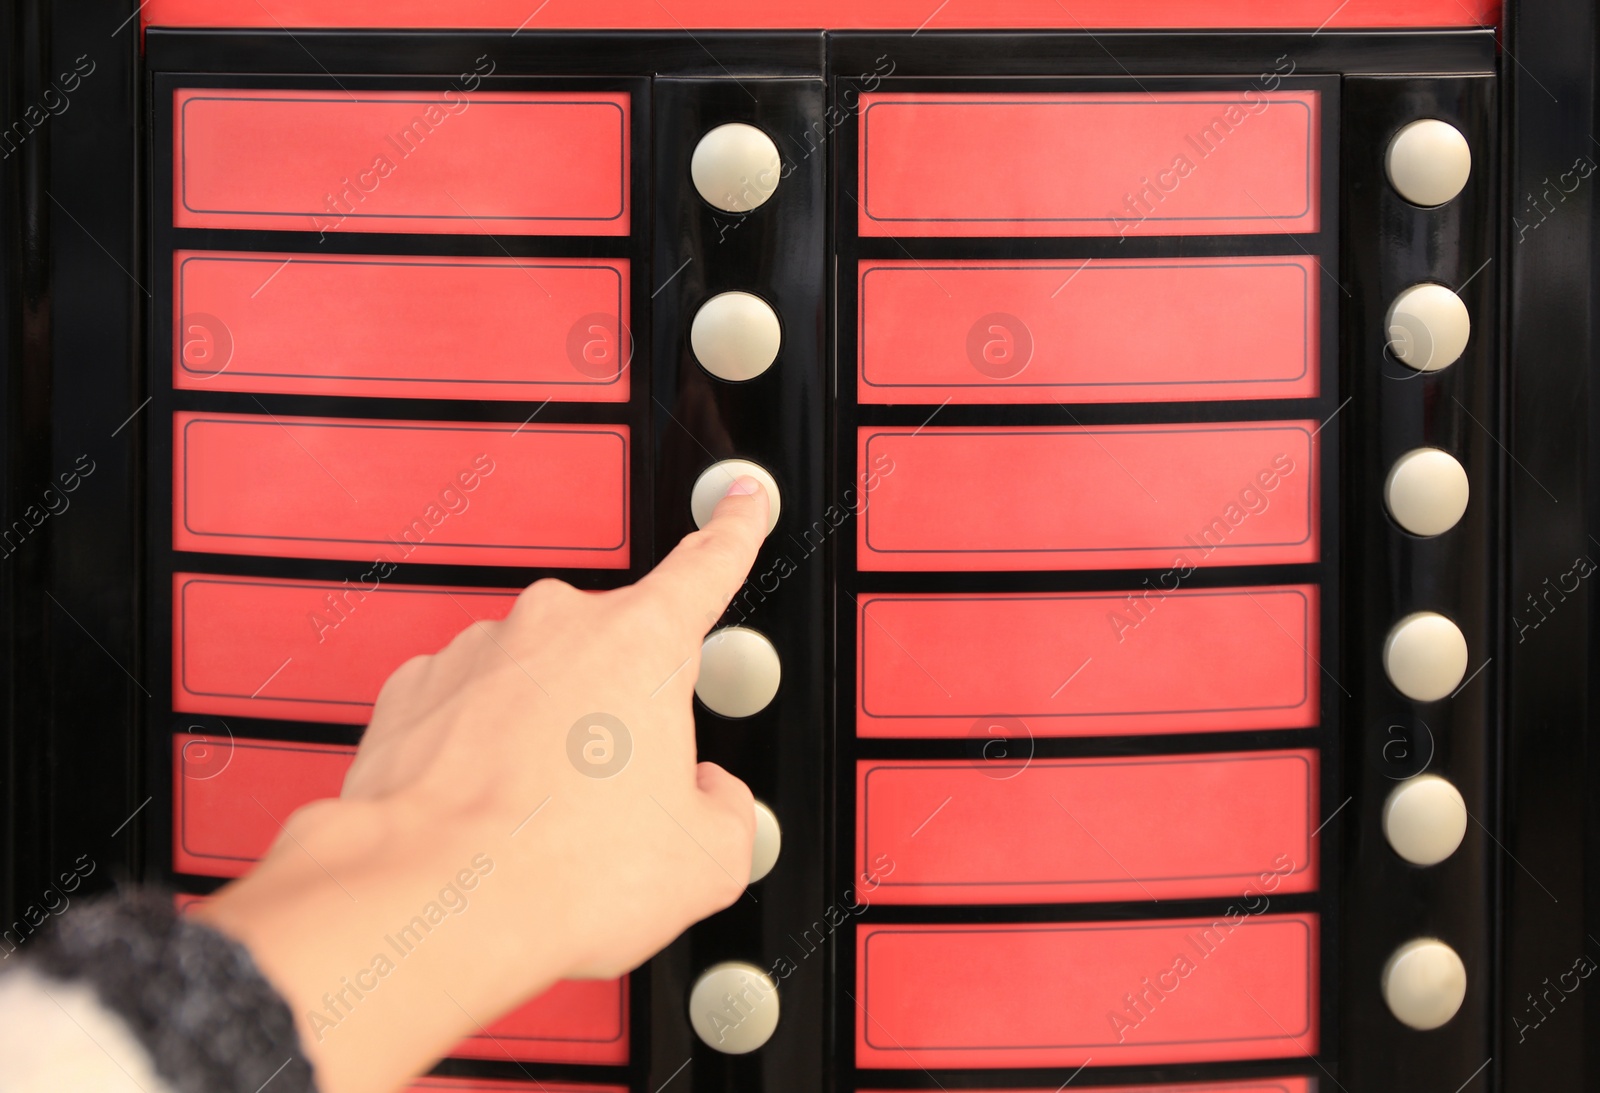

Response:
(174, 252), (631, 400)
(173, 89), (630, 235)
(172, 734), (355, 877)
(859, 1081), (1312, 1093)
(857, 423), (1317, 571)
(856, 586), (1318, 736)
(856, 915), (1318, 1068)
(859, 92), (1319, 237)
(415, 1080), (628, 1093)
(857, 257), (1319, 403)
(452, 978), (629, 1066)
(172, 413), (630, 568)
(857, 751), (1317, 904)
(173, 573), (519, 725)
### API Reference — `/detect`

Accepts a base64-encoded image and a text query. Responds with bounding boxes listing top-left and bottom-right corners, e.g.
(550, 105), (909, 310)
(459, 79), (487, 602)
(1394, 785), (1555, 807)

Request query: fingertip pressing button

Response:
(691, 292), (782, 382)
(750, 800), (781, 883)
(690, 459), (781, 535)
(689, 961), (780, 1053)
(1386, 283), (1471, 372)
(1383, 938), (1467, 1030)
(691, 123), (782, 213)
(1385, 448), (1470, 536)
(1386, 119), (1472, 207)
(1384, 612), (1469, 702)
(1384, 775), (1469, 866)
(696, 626), (781, 718)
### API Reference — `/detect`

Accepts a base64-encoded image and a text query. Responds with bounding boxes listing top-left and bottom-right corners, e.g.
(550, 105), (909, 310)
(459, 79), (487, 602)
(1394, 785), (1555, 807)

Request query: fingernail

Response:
(725, 475), (762, 497)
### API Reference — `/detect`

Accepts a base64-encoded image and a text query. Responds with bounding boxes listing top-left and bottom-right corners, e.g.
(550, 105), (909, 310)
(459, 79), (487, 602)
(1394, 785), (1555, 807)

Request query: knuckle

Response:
(514, 577), (577, 614)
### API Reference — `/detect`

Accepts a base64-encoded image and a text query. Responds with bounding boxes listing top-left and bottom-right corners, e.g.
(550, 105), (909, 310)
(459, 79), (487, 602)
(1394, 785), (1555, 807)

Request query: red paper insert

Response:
(451, 978), (629, 1066)
(858, 751), (1317, 904)
(174, 252), (630, 400)
(173, 413), (629, 568)
(144, 0), (1496, 30)
(860, 92), (1319, 238)
(858, 257), (1318, 403)
(173, 573), (518, 725)
(857, 587), (1318, 737)
(174, 89), (629, 235)
(172, 734), (355, 877)
(858, 423), (1317, 571)
(856, 915), (1318, 1068)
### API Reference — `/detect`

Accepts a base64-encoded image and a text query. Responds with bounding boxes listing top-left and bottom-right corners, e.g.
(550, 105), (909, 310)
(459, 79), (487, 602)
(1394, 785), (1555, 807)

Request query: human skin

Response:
(195, 478), (770, 1093)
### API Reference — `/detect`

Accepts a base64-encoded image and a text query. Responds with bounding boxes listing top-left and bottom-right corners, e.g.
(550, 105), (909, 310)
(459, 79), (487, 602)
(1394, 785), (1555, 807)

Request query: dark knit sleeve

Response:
(21, 889), (318, 1093)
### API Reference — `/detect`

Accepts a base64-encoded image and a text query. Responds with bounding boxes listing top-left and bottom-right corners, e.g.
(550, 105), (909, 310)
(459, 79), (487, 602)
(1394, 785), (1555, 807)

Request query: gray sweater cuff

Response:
(29, 890), (318, 1093)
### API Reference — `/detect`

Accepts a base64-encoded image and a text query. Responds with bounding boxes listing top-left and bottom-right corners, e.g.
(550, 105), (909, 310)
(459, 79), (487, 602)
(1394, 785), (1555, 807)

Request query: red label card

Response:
(174, 252), (630, 401)
(174, 89), (629, 235)
(451, 978), (629, 1066)
(173, 413), (630, 568)
(857, 751), (1317, 904)
(415, 1081), (626, 1093)
(145, 1), (1496, 30)
(857, 915), (1318, 1068)
(857, 587), (1318, 737)
(860, 92), (1319, 238)
(858, 423), (1317, 571)
(173, 573), (518, 725)
(858, 257), (1318, 403)
(861, 1081), (1312, 1093)
(172, 734), (355, 877)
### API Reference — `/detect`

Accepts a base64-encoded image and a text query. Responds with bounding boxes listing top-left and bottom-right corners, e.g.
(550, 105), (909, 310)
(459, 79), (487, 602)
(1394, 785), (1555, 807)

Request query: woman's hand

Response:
(196, 478), (770, 1093)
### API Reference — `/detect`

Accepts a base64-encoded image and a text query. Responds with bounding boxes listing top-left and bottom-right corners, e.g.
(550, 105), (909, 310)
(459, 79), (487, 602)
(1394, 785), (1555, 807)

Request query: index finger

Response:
(634, 476), (770, 638)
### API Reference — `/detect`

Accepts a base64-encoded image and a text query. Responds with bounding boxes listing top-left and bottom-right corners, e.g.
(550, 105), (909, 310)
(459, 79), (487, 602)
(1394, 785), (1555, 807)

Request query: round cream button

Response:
(691, 123), (782, 213)
(1386, 284), (1470, 372)
(696, 626), (781, 718)
(691, 292), (782, 382)
(1382, 938), (1467, 1030)
(1386, 120), (1472, 207)
(1386, 448), (1469, 536)
(1384, 612), (1469, 702)
(750, 800), (781, 883)
(690, 459), (781, 535)
(689, 961), (780, 1053)
(1384, 775), (1469, 866)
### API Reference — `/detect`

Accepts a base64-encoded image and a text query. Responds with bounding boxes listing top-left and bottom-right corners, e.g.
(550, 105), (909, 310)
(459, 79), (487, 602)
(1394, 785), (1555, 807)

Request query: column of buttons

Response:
(1378, 115), (1473, 1032)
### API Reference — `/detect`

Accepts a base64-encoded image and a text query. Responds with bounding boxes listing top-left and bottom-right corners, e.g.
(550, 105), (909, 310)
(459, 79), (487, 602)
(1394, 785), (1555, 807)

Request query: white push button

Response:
(691, 123), (782, 213)
(1386, 120), (1472, 207)
(1384, 775), (1469, 866)
(690, 459), (781, 535)
(696, 626), (781, 719)
(689, 961), (780, 1053)
(1386, 284), (1470, 372)
(1384, 612), (1469, 702)
(691, 292), (782, 382)
(1383, 938), (1467, 1030)
(1386, 448), (1470, 536)
(750, 800), (781, 883)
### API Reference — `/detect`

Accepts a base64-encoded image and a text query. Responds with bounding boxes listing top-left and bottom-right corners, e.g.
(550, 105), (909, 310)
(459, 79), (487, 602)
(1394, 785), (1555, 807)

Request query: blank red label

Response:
(174, 89), (629, 235)
(857, 915), (1318, 1068)
(173, 573), (518, 725)
(144, 1), (1496, 29)
(172, 734), (355, 877)
(173, 413), (629, 568)
(857, 587), (1318, 737)
(858, 257), (1318, 403)
(860, 92), (1319, 238)
(861, 1081), (1311, 1093)
(415, 1081), (626, 1093)
(174, 252), (630, 401)
(859, 424), (1316, 571)
(452, 978), (629, 1065)
(858, 751), (1317, 904)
